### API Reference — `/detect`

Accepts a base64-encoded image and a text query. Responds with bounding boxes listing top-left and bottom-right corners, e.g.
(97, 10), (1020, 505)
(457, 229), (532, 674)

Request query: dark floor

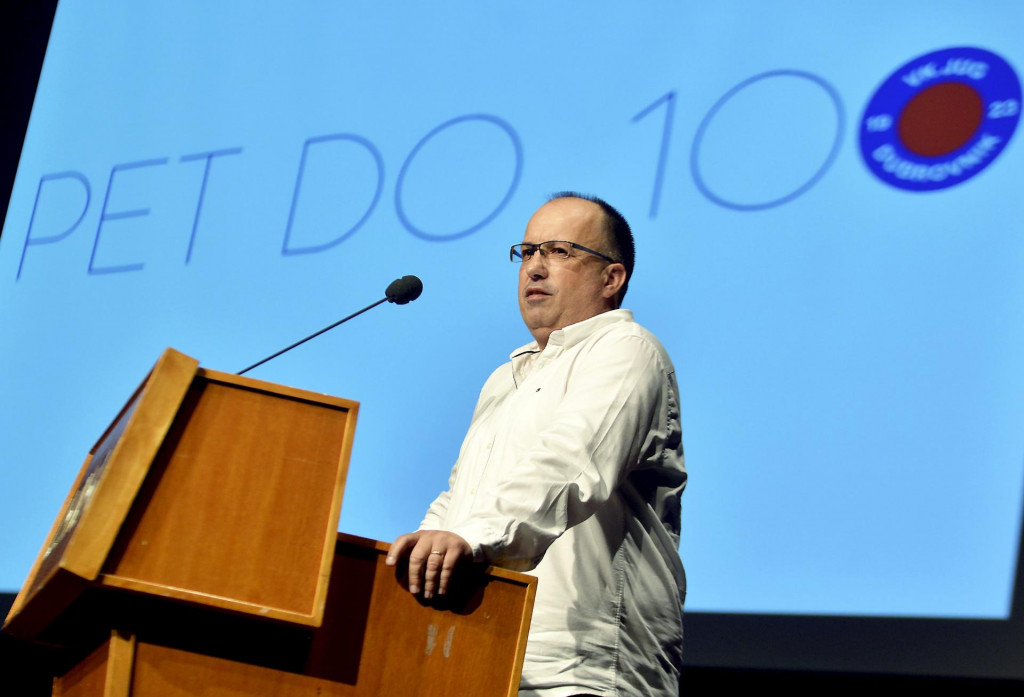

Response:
(4, 593), (1023, 695)
(3, 632), (1023, 696)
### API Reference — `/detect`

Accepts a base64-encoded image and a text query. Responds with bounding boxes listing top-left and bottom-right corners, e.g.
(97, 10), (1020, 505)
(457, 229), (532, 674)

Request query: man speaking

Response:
(387, 193), (686, 696)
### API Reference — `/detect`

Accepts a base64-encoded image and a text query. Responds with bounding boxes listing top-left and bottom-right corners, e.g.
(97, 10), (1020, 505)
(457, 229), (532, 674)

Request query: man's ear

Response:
(602, 263), (627, 300)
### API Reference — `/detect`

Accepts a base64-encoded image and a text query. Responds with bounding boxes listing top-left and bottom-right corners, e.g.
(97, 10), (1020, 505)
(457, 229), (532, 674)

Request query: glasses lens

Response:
(511, 241), (612, 264)
(542, 242), (572, 259)
(511, 244), (536, 262)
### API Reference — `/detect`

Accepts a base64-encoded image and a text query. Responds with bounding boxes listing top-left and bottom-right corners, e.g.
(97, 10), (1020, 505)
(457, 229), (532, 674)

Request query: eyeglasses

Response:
(509, 240), (618, 264)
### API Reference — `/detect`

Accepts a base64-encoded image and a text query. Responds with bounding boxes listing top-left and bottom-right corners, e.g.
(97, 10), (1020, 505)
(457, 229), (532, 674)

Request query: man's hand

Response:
(386, 530), (473, 599)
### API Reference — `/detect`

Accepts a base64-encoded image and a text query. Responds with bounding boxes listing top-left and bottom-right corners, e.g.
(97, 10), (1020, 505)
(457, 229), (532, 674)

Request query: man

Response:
(387, 193), (686, 696)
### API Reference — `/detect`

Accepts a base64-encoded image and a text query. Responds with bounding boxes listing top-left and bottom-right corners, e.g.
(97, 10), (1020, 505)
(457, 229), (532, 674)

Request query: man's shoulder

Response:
(596, 309), (658, 339)
(582, 310), (674, 365)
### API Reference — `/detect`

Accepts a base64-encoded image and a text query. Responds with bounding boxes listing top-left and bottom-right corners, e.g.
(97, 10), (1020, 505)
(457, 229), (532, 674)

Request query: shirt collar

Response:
(509, 308), (634, 360)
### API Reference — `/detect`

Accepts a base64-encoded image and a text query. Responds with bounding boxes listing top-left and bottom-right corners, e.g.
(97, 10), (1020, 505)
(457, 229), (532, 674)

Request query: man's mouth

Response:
(524, 287), (550, 299)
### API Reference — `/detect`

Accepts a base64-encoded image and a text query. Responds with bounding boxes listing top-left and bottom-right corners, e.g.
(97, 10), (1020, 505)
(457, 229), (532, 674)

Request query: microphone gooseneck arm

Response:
(237, 275), (423, 376)
(237, 297), (389, 376)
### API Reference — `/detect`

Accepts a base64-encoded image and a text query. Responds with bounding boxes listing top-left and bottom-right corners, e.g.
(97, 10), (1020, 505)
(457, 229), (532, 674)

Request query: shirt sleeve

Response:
(418, 491), (450, 531)
(447, 332), (671, 568)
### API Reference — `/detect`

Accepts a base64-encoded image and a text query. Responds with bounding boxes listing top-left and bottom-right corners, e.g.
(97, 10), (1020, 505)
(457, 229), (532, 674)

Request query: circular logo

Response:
(860, 47), (1020, 192)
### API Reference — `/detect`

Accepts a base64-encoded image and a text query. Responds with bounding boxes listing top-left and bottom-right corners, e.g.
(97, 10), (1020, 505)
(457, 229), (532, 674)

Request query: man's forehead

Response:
(522, 198), (605, 243)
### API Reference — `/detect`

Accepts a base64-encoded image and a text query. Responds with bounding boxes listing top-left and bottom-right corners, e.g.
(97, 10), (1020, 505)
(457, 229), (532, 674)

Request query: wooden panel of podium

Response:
(4, 349), (535, 697)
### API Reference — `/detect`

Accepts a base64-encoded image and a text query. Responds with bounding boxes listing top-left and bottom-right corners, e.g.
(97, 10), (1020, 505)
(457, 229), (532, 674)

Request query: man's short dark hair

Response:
(549, 191), (635, 305)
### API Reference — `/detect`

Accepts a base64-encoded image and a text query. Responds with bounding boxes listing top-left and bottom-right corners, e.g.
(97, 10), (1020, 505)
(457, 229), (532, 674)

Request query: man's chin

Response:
(520, 309), (553, 331)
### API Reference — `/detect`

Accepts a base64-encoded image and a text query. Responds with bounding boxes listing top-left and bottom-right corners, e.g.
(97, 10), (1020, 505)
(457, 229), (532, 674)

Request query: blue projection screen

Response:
(2, 0), (1023, 637)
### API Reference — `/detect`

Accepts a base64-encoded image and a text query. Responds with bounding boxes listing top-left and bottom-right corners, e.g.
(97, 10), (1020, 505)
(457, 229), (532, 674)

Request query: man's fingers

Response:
(385, 532), (419, 566)
(421, 547), (445, 598)
(386, 532), (428, 594)
(438, 555), (459, 596)
(387, 531), (471, 598)
(407, 536), (441, 595)
(439, 536), (472, 595)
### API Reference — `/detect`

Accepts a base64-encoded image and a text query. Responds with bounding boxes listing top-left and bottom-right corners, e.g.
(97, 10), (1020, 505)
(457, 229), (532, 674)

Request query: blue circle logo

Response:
(860, 47), (1020, 192)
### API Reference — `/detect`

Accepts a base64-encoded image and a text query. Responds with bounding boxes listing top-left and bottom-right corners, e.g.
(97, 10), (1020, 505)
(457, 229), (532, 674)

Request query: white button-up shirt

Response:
(421, 309), (686, 696)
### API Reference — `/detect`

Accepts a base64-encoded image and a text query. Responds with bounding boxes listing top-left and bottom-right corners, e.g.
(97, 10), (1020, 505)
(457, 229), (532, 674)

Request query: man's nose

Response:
(522, 252), (548, 277)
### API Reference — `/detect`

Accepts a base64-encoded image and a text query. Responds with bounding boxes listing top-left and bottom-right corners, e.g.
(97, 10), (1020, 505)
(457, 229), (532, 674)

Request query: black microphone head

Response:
(385, 275), (423, 305)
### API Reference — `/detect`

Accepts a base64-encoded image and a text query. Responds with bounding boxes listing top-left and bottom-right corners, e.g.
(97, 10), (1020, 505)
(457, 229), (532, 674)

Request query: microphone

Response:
(237, 275), (423, 376)
(385, 275), (423, 305)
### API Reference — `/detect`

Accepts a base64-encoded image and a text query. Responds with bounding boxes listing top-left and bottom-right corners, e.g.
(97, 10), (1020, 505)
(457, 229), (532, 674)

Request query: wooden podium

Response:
(4, 349), (536, 696)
